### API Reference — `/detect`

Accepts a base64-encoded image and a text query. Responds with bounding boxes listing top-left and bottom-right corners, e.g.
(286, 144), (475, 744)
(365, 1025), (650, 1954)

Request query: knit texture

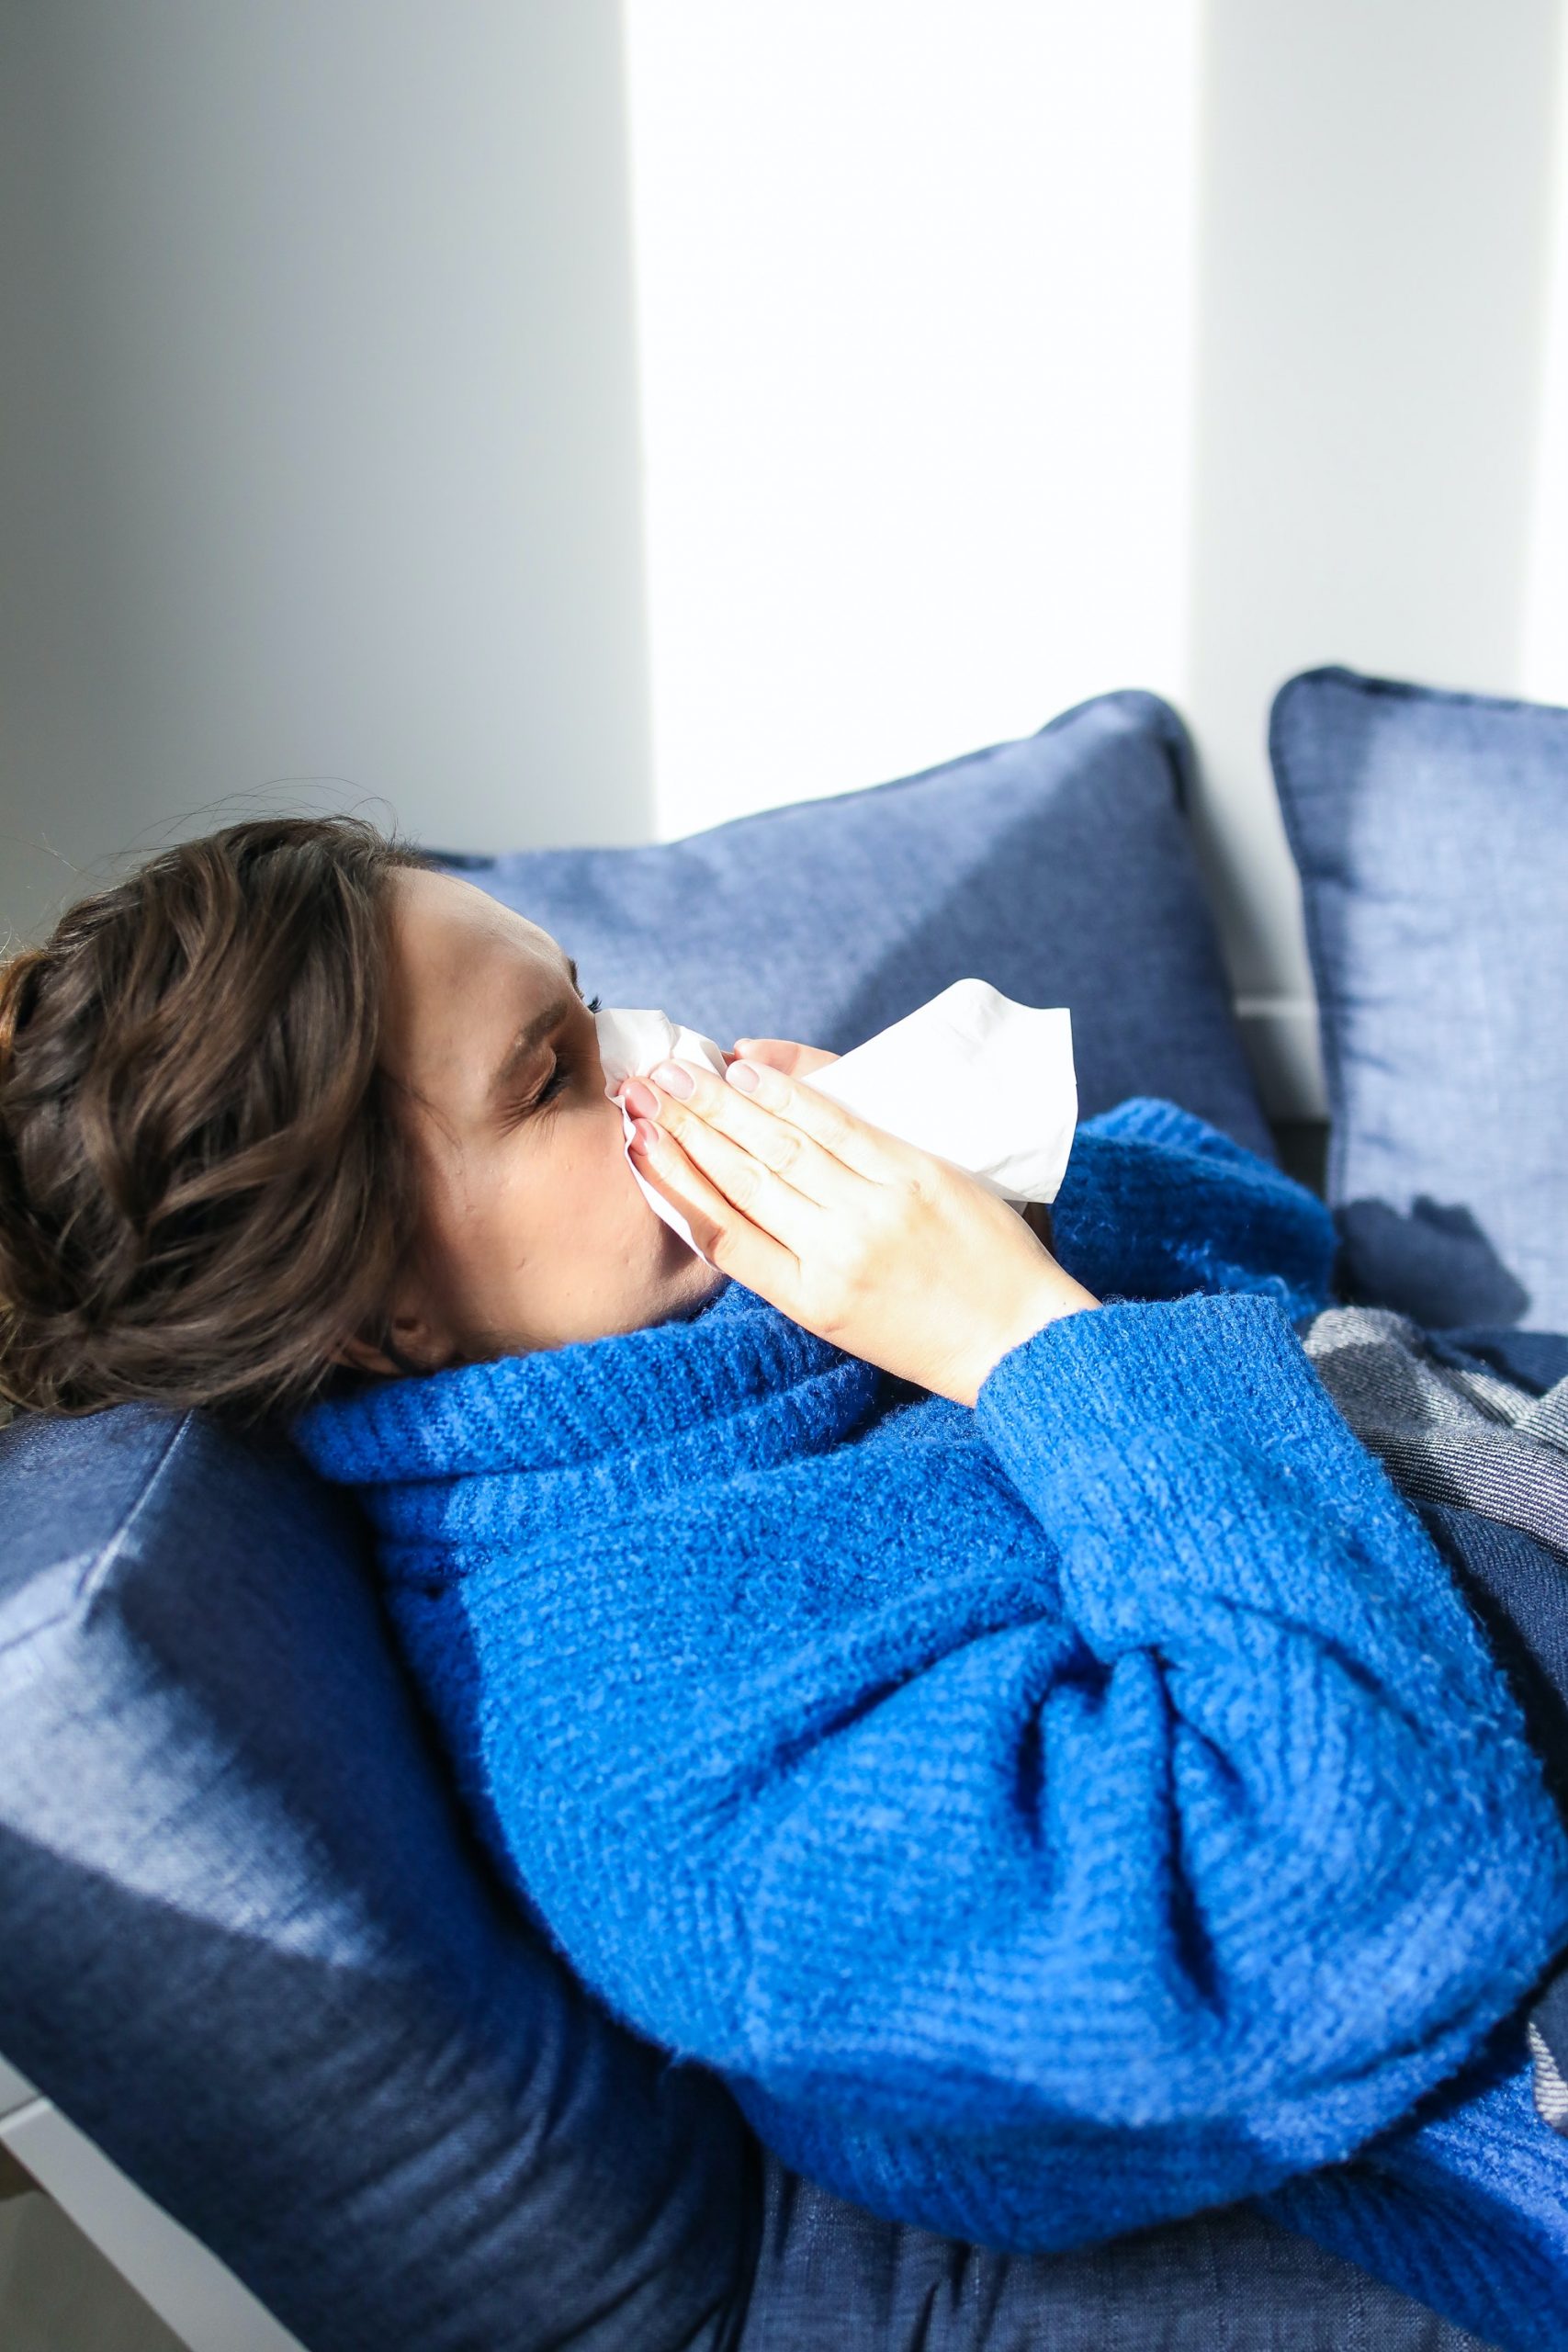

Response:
(296, 1098), (1568, 2351)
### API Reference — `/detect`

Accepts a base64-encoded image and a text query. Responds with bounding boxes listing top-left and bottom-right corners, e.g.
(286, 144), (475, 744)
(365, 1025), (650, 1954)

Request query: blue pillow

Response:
(1270, 666), (1568, 1332)
(436, 690), (1275, 1160)
(0, 1405), (751, 2352)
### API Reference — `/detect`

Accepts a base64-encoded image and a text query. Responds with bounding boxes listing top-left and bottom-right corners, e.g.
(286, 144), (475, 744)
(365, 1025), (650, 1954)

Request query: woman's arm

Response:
(728, 1291), (1568, 2243)
(1049, 1097), (1339, 1319)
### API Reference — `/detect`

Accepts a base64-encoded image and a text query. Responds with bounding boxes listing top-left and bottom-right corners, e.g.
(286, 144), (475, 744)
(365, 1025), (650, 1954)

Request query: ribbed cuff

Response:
(975, 1289), (1310, 1502)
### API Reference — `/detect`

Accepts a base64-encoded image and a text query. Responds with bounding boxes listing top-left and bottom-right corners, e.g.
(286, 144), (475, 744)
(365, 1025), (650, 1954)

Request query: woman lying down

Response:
(3, 817), (1567, 2351)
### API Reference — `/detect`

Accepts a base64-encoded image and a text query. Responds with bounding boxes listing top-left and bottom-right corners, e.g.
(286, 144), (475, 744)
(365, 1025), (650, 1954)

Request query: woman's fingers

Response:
(626, 1064), (840, 1256)
(621, 1050), (920, 1300)
(627, 1114), (802, 1292)
(651, 1055), (894, 1198)
(732, 1036), (842, 1080)
(722, 1053), (900, 1180)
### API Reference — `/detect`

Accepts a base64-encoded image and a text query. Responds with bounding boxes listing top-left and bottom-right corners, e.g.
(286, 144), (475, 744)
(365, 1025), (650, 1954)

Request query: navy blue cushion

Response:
(437, 690), (1276, 1159)
(739, 2168), (1489, 2349)
(0, 1406), (751, 2352)
(1270, 666), (1568, 1329)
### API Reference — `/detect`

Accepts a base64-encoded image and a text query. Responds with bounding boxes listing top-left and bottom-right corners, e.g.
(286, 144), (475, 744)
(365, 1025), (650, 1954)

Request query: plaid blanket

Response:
(1302, 1306), (1568, 2135)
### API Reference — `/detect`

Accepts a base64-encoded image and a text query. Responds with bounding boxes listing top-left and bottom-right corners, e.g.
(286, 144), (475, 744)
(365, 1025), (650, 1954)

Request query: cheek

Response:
(525, 1106), (641, 1239)
(567, 1110), (679, 1270)
(434, 1107), (650, 1297)
(573, 1114), (646, 1229)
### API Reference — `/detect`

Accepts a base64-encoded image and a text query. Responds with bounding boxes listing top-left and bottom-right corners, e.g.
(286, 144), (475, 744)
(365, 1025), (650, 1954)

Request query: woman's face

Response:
(351, 865), (725, 1375)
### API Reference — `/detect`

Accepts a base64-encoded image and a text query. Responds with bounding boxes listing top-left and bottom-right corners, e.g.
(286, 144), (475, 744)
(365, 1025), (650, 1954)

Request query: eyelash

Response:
(532, 993), (603, 1110)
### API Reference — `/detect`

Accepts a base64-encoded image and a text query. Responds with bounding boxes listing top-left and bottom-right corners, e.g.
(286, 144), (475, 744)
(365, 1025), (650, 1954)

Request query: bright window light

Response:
(622, 0), (1202, 840)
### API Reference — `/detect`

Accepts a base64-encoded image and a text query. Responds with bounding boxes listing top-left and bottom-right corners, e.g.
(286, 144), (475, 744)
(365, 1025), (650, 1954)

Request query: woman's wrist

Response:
(954, 1263), (1100, 1408)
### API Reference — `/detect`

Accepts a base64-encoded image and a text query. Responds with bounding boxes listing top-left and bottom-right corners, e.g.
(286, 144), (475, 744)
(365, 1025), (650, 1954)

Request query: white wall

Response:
(625, 0), (1567, 1117)
(0, 0), (650, 950)
(1187, 0), (1562, 1112)
(1523, 4), (1568, 701)
(5, 2), (1568, 1117)
(622, 0), (1201, 834)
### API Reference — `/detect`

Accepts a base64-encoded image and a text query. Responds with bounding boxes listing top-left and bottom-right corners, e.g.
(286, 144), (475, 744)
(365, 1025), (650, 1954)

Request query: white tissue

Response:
(595, 979), (1077, 1260)
(595, 1008), (731, 1256)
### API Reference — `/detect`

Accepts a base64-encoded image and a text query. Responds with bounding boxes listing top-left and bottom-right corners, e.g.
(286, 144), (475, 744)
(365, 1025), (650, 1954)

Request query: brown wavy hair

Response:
(0, 816), (430, 1425)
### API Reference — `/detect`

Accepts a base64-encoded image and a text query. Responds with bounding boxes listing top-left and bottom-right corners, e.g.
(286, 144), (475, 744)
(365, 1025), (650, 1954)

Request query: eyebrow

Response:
(489, 956), (582, 1107)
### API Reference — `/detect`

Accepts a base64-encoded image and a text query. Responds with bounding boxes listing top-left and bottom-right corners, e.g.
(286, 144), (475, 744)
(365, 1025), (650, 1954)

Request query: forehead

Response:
(382, 866), (572, 1088)
(389, 865), (567, 987)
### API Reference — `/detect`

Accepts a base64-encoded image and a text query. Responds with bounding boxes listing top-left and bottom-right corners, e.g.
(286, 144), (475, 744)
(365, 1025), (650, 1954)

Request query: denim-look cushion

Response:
(738, 2170), (1490, 2350)
(436, 690), (1276, 1159)
(0, 1406), (1490, 2350)
(0, 1405), (752, 2352)
(1270, 666), (1568, 1329)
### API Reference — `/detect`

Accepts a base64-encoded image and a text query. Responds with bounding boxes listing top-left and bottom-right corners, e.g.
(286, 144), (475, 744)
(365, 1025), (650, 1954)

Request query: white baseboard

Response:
(0, 2058), (34, 2124)
(1, 2098), (303, 2352)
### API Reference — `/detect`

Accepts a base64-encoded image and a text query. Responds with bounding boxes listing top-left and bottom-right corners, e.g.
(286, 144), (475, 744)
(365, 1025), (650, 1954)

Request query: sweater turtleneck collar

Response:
(293, 1272), (889, 1489)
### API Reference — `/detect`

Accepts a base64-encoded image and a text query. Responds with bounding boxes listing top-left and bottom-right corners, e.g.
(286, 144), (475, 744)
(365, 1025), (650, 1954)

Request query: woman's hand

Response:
(729, 1040), (1056, 1252)
(720, 1035), (840, 1081)
(618, 1046), (1098, 1407)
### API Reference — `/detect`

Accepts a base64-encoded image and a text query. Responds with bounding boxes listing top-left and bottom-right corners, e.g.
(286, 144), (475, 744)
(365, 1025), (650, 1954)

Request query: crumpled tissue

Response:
(595, 978), (1077, 1260)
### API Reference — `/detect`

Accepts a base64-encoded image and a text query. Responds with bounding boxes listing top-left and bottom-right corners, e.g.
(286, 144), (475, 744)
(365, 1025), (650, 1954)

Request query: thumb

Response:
(732, 1037), (844, 1079)
(730, 1035), (795, 1068)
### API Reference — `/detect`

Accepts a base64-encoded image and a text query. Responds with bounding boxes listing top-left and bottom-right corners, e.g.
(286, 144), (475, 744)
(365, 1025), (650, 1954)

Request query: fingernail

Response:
(650, 1059), (694, 1098)
(622, 1077), (658, 1119)
(630, 1115), (658, 1152)
(727, 1059), (761, 1093)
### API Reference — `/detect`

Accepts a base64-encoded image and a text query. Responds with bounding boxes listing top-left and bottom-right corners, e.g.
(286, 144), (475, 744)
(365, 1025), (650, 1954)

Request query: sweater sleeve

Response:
(1051, 1097), (1339, 1317)
(729, 1291), (1568, 2241)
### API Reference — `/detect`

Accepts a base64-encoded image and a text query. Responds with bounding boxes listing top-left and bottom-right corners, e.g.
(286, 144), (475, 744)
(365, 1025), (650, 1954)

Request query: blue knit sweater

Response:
(297, 1100), (1568, 2350)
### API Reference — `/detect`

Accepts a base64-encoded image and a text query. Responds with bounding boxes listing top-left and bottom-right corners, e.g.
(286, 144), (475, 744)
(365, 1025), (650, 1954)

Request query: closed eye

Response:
(525, 993), (603, 1114)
